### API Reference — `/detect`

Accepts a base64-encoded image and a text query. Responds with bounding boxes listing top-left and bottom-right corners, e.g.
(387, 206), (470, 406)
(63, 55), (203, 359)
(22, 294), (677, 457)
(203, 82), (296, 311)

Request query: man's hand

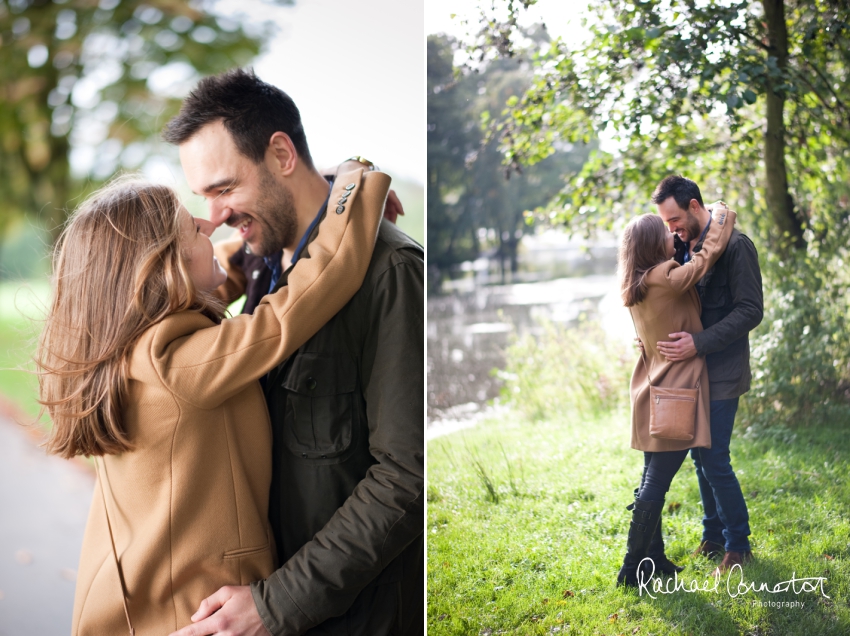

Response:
(657, 332), (697, 361)
(384, 189), (404, 224)
(168, 585), (269, 636)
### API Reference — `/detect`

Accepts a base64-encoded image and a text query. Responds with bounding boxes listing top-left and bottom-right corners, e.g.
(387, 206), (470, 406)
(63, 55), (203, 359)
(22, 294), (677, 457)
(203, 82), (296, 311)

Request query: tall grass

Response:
(497, 319), (634, 422)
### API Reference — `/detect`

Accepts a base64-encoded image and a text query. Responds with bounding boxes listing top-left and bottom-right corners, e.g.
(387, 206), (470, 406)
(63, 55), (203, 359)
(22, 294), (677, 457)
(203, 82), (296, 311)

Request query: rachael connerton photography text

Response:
(636, 559), (829, 601)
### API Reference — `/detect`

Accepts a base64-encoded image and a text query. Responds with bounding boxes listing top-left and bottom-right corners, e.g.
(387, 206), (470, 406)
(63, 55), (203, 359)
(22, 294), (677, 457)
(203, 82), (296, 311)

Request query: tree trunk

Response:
(762, 0), (805, 250)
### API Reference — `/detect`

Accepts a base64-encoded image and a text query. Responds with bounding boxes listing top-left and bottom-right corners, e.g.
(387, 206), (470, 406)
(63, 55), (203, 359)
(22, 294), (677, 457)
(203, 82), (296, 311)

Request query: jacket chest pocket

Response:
(279, 353), (358, 459)
(698, 267), (729, 310)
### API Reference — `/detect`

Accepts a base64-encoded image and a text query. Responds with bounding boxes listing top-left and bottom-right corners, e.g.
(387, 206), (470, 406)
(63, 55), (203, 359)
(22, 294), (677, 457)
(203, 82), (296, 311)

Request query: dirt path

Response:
(0, 414), (94, 635)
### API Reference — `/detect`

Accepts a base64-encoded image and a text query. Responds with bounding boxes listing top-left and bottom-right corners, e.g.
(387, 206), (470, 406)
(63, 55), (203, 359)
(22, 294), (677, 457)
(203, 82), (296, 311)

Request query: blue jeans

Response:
(689, 397), (751, 552)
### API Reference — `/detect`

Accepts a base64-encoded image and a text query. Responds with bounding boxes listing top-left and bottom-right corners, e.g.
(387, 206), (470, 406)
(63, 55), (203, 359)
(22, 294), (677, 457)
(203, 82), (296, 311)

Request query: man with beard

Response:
(652, 175), (763, 576)
(165, 69), (423, 635)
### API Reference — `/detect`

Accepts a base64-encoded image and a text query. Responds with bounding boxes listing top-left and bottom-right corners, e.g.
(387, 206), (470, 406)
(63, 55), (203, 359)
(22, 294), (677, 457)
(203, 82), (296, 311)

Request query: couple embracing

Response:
(616, 175), (763, 586)
(38, 69), (423, 635)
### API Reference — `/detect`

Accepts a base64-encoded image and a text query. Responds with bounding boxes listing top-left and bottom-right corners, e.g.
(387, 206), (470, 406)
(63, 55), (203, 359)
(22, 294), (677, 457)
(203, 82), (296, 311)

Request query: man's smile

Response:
(226, 213), (257, 240)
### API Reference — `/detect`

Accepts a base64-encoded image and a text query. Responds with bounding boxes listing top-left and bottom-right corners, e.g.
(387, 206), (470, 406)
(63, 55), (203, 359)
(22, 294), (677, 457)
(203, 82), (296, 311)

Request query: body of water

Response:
(427, 233), (633, 430)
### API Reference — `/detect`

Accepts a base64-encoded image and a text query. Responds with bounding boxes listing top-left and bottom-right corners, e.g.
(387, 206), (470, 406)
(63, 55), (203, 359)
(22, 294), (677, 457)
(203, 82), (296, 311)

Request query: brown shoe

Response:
(711, 550), (753, 576)
(692, 540), (724, 559)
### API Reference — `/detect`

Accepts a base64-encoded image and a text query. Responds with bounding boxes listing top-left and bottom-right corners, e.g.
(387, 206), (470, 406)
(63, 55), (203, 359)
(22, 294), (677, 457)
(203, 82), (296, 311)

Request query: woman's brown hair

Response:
(618, 213), (670, 307)
(37, 176), (226, 458)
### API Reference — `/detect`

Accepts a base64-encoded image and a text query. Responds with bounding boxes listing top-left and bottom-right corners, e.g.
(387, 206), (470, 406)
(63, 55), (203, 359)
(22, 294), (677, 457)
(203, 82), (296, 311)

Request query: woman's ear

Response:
(268, 132), (298, 177)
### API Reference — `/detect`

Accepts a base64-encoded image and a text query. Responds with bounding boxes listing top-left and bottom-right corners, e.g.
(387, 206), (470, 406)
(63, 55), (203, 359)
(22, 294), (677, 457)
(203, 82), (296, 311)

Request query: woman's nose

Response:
(195, 217), (216, 236)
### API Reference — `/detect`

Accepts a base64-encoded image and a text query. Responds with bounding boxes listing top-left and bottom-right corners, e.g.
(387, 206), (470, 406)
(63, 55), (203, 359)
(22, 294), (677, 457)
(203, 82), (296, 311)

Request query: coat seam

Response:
(150, 326), (181, 630)
(74, 552), (111, 631)
(222, 409), (243, 571)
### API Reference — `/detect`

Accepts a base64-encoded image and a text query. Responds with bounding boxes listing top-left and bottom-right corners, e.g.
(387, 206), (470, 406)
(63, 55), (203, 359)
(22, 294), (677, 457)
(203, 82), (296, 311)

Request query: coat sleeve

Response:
(146, 172), (385, 410)
(692, 233), (763, 356)
(660, 208), (737, 294)
(250, 252), (425, 635)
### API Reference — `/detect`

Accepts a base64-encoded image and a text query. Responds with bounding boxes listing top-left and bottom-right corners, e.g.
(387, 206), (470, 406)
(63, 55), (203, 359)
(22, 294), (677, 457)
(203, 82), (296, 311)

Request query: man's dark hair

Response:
(651, 175), (704, 210)
(163, 68), (313, 168)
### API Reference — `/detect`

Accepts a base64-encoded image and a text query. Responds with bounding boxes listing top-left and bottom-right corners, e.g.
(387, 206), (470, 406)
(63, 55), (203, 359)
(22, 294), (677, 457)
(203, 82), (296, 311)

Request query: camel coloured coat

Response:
(71, 169), (388, 635)
(629, 207), (736, 452)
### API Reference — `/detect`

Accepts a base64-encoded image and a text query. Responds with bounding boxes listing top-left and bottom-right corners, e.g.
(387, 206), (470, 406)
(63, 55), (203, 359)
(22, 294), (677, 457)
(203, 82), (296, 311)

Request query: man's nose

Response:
(208, 200), (232, 227)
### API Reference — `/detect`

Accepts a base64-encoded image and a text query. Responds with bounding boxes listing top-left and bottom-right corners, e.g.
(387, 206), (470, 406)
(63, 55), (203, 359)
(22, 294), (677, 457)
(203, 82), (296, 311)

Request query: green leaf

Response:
(726, 91), (741, 110)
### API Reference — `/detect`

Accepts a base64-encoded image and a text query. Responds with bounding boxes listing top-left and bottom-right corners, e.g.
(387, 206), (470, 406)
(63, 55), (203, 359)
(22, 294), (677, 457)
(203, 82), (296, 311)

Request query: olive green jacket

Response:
(255, 218), (423, 635)
(219, 177), (424, 635)
(687, 229), (764, 400)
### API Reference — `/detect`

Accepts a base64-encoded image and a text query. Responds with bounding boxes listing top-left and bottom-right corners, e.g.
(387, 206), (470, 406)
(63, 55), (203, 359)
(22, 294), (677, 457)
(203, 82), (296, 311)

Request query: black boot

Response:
(648, 516), (684, 574)
(627, 490), (683, 575)
(617, 499), (663, 587)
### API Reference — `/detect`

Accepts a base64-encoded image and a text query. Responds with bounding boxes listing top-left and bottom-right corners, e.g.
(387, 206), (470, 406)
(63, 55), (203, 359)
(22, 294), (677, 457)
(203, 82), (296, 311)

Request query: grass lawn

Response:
(0, 279), (248, 425)
(0, 280), (49, 421)
(428, 409), (850, 635)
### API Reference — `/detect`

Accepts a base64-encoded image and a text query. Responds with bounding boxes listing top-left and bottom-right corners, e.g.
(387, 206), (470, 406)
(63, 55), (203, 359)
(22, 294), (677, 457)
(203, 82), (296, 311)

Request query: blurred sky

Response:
(250, 0), (424, 184)
(424, 1), (624, 157)
(148, 0), (424, 194)
(425, 0), (588, 44)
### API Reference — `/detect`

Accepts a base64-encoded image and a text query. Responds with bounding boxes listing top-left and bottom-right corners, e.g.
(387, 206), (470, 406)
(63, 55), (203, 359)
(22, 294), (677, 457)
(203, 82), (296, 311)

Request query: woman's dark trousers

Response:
(617, 450), (688, 586)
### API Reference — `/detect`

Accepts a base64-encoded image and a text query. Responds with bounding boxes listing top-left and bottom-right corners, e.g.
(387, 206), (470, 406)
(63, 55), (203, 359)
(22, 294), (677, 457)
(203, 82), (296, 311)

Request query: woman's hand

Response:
(708, 201), (735, 231)
(384, 189), (405, 224)
(321, 159), (404, 224)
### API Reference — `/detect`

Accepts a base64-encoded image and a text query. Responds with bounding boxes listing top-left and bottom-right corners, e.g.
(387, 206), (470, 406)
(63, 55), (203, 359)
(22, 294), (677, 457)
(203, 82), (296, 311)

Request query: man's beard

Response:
(681, 210), (703, 243)
(249, 168), (297, 257)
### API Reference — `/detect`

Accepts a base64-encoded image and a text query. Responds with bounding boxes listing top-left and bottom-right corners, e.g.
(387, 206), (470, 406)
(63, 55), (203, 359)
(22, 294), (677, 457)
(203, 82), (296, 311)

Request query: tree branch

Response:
(729, 25), (771, 52)
(788, 66), (841, 112)
(802, 58), (850, 112)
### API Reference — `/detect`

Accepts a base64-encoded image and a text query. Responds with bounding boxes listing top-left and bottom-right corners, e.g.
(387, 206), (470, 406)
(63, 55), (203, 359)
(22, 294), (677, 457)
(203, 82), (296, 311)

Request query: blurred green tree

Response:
(469, 0), (850, 423)
(427, 34), (480, 278)
(0, 0), (279, 253)
(473, 0), (850, 254)
(427, 32), (591, 289)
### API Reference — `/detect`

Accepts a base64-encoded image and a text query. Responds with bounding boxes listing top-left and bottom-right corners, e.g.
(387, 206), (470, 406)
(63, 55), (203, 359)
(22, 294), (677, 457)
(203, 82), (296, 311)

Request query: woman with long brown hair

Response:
(615, 202), (736, 586)
(36, 174), (384, 634)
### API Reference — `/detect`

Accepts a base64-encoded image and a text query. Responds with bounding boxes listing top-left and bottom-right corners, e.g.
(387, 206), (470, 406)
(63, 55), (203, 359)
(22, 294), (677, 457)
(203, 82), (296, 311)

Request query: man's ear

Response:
(268, 132), (298, 177)
(689, 198), (702, 215)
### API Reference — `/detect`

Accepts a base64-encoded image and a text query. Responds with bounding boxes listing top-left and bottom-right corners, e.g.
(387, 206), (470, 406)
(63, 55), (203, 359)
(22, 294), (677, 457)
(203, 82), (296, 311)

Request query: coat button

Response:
(335, 205), (345, 214)
(301, 453), (307, 458)
(344, 183), (356, 190)
(306, 377), (317, 390)
(321, 455), (327, 459)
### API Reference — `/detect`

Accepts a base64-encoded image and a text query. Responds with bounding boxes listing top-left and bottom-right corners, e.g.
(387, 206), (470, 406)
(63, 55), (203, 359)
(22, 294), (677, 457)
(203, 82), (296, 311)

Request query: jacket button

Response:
(301, 453), (307, 458)
(321, 455), (327, 459)
(306, 377), (317, 390)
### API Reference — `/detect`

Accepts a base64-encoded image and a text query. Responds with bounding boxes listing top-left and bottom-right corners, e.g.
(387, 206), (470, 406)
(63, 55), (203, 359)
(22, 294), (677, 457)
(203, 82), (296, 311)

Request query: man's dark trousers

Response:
(690, 397), (751, 552)
(684, 222), (762, 555)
